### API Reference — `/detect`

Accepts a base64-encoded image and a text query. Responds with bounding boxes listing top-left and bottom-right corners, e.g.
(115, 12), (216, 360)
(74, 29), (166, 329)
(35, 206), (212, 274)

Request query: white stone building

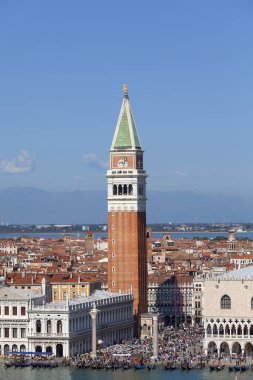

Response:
(28, 290), (134, 357)
(0, 287), (45, 355)
(230, 255), (253, 270)
(0, 287), (134, 357)
(202, 266), (253, 356)
(0, 245), (18, 255)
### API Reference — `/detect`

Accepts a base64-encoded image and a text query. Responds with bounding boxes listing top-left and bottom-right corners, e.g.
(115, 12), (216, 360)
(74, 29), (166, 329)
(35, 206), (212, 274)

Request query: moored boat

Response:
(134, 364), (146, 369)
(216, 365), (225, 371)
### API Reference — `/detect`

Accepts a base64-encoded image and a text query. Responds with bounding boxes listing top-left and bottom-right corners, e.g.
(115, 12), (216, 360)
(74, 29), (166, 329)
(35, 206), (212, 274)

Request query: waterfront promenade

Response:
(2, 324), (253, 372)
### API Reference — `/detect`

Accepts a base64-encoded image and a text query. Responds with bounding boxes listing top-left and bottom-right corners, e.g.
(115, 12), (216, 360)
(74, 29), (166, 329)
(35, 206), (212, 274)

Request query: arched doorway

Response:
(4, 344), (10, 355)
(56, 343), (63, 357)
(35, 345), (42, 353)
(164, 315), (170, 325)
(187, 315), (192, 324)
(220, 342), (230, 355)
(245, 342), (253, 354)
(20, 345), (26, 352)
(46, 346), (53, 354)
(12, 344), (18, 352)
(208, 341), (217, 355)
(232, 342), (241, 354)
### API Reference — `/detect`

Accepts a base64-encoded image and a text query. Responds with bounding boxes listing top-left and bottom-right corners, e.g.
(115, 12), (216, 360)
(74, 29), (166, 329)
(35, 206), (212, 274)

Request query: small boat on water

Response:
(147, 364), (156, 370)
(231, 365), (250, 372)
(164, 363), (177, 370)
(122, 363), (132, 370)
(216, 365), (225, 371)
(229, 365), (242, 372)
(5, 361), (13, 368)
(134, 364), (146, 369)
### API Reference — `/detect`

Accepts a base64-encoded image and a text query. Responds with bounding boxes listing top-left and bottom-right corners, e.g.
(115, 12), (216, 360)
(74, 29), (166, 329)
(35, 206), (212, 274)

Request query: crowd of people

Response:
(90, 323), (207, 368)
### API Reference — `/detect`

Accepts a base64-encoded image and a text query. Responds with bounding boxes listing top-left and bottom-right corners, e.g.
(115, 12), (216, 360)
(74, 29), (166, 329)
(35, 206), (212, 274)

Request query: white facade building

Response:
(0, 245), (18, 254)
(0, 287), (134, 357)
(202, 266), (253, 356)
(0, 287), (44, 355)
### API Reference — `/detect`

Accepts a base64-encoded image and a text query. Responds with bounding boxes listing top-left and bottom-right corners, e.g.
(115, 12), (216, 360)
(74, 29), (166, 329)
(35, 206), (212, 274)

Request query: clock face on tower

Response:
(117, 157), (128, 168)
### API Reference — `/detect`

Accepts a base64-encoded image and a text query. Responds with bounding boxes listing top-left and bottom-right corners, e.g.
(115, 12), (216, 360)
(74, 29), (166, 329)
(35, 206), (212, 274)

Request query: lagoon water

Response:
(0, 367), (250, 380)
(0, 232), (253, 240)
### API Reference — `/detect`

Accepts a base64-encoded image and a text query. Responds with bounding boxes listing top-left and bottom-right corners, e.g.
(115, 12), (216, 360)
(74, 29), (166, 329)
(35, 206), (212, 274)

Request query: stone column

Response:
(152, 314), (158, 358)
(89, 304), (98, 357)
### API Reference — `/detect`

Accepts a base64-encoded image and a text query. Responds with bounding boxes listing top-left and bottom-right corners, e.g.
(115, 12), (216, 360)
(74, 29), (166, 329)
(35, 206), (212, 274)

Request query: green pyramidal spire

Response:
(111, 85), (142, 150)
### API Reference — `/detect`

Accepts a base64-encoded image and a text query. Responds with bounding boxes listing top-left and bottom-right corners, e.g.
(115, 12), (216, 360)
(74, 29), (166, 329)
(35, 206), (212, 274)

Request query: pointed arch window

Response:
(113, 185), (117, 195)
(128, 184), (133, 195)
(219, 324), (224, 336)
(213, 324), (218, 335)
(118, 185), (122, 195)
(123, 184), (128, 195)
(220, 295), (231, 309)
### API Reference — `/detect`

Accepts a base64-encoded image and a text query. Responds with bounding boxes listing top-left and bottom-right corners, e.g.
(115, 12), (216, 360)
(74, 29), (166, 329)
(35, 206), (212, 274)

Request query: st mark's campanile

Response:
(107, 85), (148, 316)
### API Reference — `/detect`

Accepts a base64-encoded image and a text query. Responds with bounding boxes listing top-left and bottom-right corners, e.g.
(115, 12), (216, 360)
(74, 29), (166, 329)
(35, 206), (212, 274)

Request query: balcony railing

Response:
(28, 332), (67, 337)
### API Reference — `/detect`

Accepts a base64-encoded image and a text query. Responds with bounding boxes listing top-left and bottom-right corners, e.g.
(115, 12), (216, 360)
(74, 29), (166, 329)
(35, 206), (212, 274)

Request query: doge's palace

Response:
(202, 266), (253, 356)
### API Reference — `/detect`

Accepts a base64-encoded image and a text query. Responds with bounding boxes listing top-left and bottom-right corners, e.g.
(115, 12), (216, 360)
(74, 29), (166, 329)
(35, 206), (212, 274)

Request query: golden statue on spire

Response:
(123, 83), (128, 94)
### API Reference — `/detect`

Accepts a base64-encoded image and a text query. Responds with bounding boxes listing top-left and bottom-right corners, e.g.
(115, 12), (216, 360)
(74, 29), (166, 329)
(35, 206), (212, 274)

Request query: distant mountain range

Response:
(0, 187), (252, 224)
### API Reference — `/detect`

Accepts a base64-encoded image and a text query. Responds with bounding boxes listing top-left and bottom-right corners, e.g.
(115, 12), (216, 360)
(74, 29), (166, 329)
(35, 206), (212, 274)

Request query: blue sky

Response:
(1, 0), (253, 197)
